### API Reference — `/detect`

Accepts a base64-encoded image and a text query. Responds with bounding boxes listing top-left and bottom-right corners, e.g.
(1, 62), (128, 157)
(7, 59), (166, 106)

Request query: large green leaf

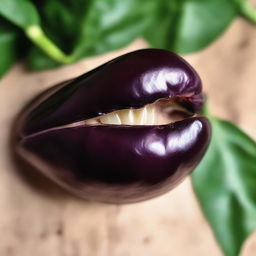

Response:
(192, 117), (256, 256)
(145, 0), (238, 53)
(0, 0), (39, 29)
(71, 0), (155, 58)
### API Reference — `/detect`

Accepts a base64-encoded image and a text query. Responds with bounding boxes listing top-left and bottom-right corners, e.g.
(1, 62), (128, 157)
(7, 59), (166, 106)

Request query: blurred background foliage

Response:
(0, 0), (255, 75)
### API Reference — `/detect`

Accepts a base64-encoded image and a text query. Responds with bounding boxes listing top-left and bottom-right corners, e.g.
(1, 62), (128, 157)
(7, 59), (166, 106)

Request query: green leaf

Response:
(35, 0), (91, 54)
(27, 0), (156, 69)
(0, 0), (71, 64)
(0, 26), (19, 77)
(28, 0), (91, 69)
(0, 0), (39, 29)
(145, 0), (238, 53)
(27, 46), (60, 70)
(71, 0), (156, 59)
(192, 118), (256, 256)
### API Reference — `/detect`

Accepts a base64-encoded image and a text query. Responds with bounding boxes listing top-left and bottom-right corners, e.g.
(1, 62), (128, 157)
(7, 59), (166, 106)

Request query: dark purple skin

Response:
(17, 49), (211, 204)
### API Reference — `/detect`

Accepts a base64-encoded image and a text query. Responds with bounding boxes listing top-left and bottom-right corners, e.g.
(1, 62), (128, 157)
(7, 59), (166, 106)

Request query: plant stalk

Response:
(26, 25), (74, 64)
(239, 0), (256, 24)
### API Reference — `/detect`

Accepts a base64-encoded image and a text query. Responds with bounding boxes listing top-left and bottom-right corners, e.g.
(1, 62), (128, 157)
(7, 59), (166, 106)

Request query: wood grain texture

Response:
(0, 19), (255, 256)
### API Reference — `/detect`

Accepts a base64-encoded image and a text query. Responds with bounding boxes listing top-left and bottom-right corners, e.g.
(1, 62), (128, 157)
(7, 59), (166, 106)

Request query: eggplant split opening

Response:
(81, 98), (193, 126)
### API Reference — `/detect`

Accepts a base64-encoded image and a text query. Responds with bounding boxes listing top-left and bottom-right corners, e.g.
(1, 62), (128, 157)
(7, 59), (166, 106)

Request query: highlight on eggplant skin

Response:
(17, 49), (211, 204)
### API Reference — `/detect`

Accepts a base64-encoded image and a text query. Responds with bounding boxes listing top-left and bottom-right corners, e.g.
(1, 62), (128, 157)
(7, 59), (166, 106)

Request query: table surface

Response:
(0, 18), (256, 256)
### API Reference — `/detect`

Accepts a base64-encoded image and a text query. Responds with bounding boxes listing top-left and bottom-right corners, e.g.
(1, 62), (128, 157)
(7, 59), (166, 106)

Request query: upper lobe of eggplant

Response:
(21, 49), (203, 136)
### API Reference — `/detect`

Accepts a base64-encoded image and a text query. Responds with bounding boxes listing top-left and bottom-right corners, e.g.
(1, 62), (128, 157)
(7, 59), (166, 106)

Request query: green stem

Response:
(239, 0), (256, 24)
(26, 25), (74, 64)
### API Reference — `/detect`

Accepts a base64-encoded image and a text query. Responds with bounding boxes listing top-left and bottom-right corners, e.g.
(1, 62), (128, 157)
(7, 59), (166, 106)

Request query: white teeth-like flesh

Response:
(83, 119), (99, 125)
(118, 109), (135, 125)
(84, 100), (190, 126)
(145, 105), (156, 125)
(99, 112), (122, 125)
(133, 106), (147, 125)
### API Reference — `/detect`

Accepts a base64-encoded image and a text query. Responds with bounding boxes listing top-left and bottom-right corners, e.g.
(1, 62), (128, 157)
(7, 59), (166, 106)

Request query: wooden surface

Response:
(0, 18), (256, 256)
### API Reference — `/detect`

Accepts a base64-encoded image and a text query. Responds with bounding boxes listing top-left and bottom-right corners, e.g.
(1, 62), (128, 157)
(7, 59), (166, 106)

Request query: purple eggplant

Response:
(17, 49), (211, 203)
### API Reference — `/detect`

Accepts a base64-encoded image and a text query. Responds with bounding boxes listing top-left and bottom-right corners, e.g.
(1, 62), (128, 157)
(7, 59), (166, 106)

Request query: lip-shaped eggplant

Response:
(17, 49), (211, 204)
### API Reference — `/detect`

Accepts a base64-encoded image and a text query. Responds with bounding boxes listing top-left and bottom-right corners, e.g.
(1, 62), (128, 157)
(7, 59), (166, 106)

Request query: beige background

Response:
(0, 18), (256, 256)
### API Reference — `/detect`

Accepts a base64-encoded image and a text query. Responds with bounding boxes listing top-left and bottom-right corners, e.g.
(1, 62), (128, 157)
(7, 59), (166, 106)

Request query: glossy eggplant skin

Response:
(21, 49), (203, 136)
(19, 117), (210, 203)
(17, 49), (211, 204)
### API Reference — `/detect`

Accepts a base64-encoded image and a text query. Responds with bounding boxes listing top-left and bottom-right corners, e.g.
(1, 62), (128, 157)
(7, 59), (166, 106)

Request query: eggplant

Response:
(17, 49), (211, 203)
